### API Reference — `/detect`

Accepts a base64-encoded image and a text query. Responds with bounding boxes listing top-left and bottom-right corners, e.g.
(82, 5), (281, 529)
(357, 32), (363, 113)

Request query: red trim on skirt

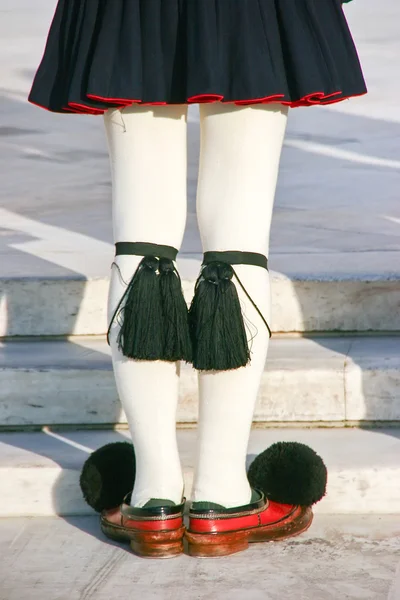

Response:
(29, 90), (367, 115)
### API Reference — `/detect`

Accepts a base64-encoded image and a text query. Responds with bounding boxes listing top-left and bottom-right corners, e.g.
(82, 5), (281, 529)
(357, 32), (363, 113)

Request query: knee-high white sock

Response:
(192, 102), (288, 507)
(104, 104), (188, 507)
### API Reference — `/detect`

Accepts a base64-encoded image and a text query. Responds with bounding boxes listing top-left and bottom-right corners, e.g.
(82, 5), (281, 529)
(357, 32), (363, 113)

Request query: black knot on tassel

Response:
(202, 263), (220, 284)
(202, 262), (234, 284)
(158, 257), (175, 273)
(142, 255), (159, 271)
(217, 262), (234, 281)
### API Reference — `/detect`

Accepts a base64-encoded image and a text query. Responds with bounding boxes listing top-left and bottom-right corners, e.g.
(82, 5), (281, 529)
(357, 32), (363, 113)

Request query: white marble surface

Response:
(0, 514), (398, 600)
(0, 428), (399, 516)
(1, 336), (399, 426)
(2, 276), (400, 337)
(345, 337), (400, 421)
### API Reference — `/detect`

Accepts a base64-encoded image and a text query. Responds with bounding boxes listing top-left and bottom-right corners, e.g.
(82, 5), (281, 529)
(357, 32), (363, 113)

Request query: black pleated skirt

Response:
(29, 0), (367, 115)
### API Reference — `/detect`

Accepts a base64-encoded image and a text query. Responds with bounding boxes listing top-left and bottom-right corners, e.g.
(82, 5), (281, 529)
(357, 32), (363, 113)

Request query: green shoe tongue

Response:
(192, 489), (262, 511)
(250, 488), (262, 503)
(191, 500), (226, 510)
(141, 498), (177, 508)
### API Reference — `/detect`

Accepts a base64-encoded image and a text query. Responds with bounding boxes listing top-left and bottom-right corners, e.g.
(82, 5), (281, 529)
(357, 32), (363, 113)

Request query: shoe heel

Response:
(249, 507), (314, 543)
(185, 530), (249, 558)
(130, 527), (185, 559)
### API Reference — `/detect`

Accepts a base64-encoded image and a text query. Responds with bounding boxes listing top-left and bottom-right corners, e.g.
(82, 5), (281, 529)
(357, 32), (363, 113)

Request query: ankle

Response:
(130, 480), (184, 508)
(191, 482), (253, 509)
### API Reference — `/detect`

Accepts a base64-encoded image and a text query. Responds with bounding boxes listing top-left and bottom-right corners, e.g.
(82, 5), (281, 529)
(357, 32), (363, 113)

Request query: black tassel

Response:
(189, 262), (250, 371)
(159, 258), (192, 363)
(116, 256), (164, 360)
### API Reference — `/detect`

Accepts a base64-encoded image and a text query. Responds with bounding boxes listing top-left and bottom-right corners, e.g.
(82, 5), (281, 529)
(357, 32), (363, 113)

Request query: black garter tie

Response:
(108, 243), (271, 371)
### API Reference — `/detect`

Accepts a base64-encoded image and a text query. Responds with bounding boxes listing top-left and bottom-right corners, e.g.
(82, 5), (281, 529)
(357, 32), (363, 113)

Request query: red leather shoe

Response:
(185, 489), (313, 557)
(101, 493), (186, 558)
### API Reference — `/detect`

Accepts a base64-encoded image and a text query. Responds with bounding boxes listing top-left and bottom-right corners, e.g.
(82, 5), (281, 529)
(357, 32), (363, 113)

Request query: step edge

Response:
(2, 275), (400, 283)
(0, 421), (399, 433)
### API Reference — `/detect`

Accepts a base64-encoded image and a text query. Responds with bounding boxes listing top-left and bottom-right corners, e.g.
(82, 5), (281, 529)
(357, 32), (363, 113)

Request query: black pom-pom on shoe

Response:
(247, 441), (327, 506)
(80, 442), (135, 512)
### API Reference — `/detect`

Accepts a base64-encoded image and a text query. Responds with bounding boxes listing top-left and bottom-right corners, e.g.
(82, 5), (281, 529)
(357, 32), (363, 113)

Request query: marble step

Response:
(0, 427), (399, 516)
(2, 514), (399, 600)
(1, 271), (400, 338)
(1, 336), (400, 428)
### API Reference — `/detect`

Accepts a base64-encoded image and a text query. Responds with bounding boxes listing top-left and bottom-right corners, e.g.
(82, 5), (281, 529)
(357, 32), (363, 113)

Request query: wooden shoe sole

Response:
(185, 506), (313, 558)
(101, 517), (185, 558)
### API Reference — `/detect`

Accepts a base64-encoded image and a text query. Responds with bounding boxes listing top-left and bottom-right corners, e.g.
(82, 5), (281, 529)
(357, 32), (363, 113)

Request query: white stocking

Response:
(192, 102), (289, 507)
(104, 104), (188, 507)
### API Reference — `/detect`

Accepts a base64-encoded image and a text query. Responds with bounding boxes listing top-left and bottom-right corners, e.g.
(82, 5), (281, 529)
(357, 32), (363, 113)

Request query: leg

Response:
(104, 104), (188, 506)
(192, 102), (288, 507)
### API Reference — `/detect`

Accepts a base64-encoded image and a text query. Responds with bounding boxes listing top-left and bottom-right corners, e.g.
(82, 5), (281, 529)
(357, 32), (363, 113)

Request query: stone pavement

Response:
(0, 515), (399, 600)
(0, 0), (400, 281)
